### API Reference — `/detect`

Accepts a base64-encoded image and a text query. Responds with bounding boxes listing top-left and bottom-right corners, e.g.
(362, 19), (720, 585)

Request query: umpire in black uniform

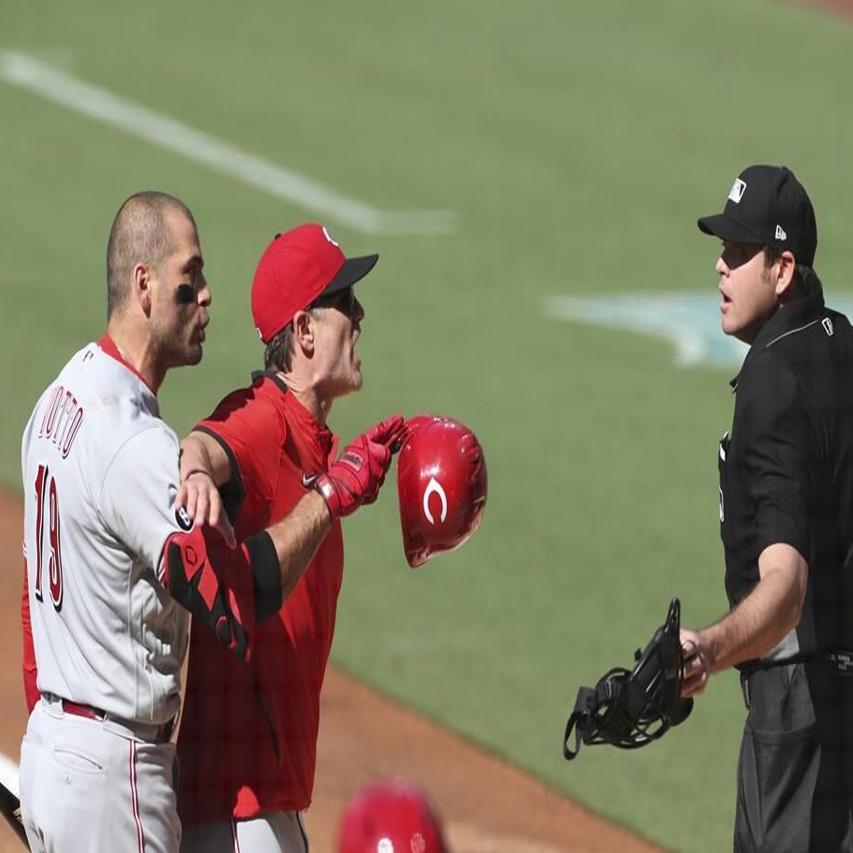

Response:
(680, 164), (853, 852)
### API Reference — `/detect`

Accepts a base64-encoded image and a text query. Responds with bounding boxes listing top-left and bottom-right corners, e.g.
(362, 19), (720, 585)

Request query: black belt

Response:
(739, 650), (853, 677)
(738, 651), (853, 709)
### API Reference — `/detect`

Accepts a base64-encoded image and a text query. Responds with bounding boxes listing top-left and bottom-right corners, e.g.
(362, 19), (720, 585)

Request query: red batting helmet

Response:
(337, 779), (449, 853)
(396, 415), (487, 568)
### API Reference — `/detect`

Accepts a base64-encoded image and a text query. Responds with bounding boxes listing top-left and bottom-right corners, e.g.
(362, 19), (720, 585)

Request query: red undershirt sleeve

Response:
(21, 555), (38, 714)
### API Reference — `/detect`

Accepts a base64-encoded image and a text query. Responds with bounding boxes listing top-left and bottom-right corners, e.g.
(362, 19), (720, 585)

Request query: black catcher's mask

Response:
(563, 598), (694, 760)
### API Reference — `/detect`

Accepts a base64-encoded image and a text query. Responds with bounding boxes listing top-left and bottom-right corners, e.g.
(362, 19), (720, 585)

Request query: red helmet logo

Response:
(397, 415), (487, 568)
(337, 779), (448, 853)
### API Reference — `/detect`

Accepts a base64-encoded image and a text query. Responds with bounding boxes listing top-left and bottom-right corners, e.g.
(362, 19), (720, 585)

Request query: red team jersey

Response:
(177, 374), (343, 823)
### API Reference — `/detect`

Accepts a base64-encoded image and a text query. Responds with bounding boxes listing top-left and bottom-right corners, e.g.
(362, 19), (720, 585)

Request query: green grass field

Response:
(4, 1), (853, 850)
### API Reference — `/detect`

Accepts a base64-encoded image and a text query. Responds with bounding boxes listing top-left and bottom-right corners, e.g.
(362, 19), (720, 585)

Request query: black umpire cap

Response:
(698, 165), (817, 267)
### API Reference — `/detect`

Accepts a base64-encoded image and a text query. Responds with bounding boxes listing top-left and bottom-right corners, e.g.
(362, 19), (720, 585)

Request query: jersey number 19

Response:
(33, 463), (63, 611)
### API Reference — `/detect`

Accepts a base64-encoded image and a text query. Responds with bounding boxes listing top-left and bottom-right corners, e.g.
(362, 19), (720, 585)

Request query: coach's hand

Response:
(314, 415), (408, 519)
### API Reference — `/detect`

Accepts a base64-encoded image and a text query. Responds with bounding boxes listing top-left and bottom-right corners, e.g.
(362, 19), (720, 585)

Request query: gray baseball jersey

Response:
(19, 335), (200, 853)
(21, 337), (190, 725)
(21, 336), (189, 723)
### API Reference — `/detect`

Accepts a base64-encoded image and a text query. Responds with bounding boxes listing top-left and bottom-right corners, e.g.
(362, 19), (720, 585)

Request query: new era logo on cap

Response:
(728, 179), (747, 204)
(775, 224), (787, 241)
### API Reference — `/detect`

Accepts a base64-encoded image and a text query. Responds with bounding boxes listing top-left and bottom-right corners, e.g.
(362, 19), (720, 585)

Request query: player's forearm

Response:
(266, 490), (333, 602)
(162, 491), (332, 651)
(179, 432), (229, 487)
(699, 545), (807, 672)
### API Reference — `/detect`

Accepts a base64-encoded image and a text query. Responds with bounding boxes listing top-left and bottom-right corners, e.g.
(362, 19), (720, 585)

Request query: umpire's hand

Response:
(680, 629), (711, 698)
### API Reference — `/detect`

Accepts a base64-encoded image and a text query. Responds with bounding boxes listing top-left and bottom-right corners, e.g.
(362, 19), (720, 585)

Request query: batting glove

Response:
(314, 415), (408, 518)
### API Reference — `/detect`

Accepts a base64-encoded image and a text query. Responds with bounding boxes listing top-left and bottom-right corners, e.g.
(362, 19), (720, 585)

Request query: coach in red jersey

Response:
(175, 223), (402, 852)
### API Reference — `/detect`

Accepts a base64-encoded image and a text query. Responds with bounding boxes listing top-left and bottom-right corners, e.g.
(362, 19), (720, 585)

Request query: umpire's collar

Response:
(729, 287), (825, 392)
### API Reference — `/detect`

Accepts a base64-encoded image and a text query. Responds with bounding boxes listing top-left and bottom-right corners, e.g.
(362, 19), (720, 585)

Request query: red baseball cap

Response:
(251, 223), (378, 343)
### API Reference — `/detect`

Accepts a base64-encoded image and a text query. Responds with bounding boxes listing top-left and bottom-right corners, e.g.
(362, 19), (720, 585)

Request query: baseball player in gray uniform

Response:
(19, 191), (403, 852)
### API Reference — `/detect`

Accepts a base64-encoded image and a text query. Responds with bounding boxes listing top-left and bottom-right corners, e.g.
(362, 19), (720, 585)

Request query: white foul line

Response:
(0, 51), (457, 236)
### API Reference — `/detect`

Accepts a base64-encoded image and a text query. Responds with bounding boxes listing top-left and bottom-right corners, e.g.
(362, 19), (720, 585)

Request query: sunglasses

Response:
(308, 286), (358, 317)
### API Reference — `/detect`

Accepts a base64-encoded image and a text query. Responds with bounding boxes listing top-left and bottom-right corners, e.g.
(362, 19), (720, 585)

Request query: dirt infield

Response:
(795, 0), (853, 17)
(0, 488), (660, 852)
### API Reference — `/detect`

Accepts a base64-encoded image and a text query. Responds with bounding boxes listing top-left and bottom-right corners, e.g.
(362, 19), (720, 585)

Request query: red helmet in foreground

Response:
(337, 779), (449, 853)
(396, 415), (487, 568)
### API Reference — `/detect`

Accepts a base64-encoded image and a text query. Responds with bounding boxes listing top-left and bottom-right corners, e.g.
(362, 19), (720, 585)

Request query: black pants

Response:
(735, 663), (853, 852)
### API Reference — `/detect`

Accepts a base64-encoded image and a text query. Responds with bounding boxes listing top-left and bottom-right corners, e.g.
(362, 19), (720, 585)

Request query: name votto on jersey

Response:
(37, 384), (84, 459)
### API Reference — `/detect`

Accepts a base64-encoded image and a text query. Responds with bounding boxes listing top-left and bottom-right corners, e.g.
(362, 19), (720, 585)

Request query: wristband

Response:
(183, 468), (214, 482)
(312, 474), (341, 518)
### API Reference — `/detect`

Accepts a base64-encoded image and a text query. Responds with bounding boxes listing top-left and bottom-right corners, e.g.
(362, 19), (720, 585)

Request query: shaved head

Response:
(106, 191), (196, 318)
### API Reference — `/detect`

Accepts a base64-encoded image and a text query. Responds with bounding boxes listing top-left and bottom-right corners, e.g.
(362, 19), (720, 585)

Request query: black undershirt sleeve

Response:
(194, 425), (245, 523)
(244, 530), (283, 621)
